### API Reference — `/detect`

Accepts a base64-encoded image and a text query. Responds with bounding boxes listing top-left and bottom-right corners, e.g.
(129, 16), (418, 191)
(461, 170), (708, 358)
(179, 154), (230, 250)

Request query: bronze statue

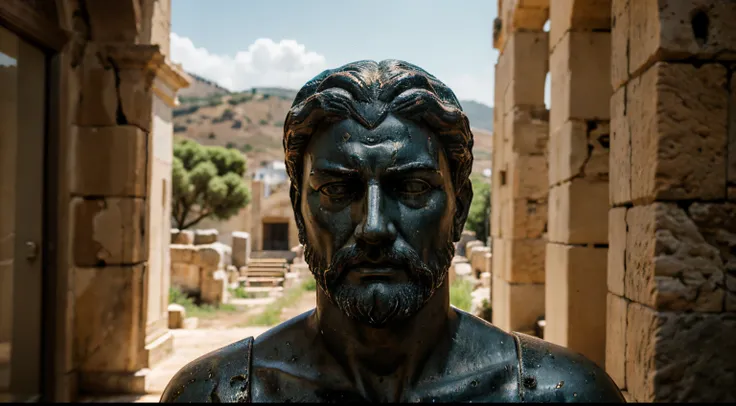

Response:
(160, 60), (625, 403)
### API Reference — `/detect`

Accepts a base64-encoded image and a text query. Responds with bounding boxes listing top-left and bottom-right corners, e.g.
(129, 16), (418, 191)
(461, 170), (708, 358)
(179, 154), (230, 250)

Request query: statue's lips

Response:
(345, 262), (406, 277)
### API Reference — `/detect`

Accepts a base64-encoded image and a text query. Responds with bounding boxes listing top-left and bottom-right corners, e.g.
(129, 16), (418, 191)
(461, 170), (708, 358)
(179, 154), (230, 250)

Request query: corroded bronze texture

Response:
(161, 60), (624, 403)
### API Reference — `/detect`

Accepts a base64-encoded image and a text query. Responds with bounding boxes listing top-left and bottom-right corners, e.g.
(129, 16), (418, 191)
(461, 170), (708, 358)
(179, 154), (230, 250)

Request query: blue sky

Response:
(171, 0), (500, 106)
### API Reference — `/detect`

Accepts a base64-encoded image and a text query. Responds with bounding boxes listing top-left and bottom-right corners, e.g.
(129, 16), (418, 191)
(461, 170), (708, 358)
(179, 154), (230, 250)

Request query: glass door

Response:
(0, 24), (47, 402)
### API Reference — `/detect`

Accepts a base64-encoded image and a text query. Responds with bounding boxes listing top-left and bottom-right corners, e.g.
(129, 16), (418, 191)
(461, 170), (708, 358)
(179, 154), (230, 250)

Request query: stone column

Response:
(544, 0), (611, 367)
(491, 2), (549, 334)
(69, 42), (186, 394)
(250, 180), (263, 251)
(607, 1), (736, 402)
(144, 61), (190, 371)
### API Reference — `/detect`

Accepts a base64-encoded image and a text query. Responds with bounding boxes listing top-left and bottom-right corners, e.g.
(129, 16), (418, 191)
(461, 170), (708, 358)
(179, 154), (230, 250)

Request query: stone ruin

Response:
(167, 228), (310, 328)
(451, 231), (493, 321)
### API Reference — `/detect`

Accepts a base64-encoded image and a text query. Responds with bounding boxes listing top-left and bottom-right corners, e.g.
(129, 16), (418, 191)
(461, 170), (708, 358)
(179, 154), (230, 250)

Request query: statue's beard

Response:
(304, 238), (455, 327)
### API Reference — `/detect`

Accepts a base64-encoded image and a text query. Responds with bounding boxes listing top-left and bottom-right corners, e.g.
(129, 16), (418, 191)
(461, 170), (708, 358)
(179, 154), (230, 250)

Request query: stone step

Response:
(243, 286), (283, 293)
(244, 277), (284, 287)
(242, 270), (285, 276)
(249, 258), (288, 264)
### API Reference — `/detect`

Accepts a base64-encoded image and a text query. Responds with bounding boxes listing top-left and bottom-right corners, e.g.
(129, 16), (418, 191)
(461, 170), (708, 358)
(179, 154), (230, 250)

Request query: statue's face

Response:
(300, 114), (457, 327)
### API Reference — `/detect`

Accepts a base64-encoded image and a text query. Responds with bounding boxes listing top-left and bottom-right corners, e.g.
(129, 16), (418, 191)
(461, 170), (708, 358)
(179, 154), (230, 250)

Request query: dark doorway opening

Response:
(263, 222), (289, 251)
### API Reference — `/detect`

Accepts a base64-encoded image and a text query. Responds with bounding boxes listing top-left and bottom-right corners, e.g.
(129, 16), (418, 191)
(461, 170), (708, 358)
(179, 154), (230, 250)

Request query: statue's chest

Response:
(249, 363), (522, 403)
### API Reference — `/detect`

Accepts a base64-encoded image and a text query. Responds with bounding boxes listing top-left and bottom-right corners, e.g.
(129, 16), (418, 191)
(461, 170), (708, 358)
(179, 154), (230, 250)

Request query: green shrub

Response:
(303, 278), (316, 291)
(449, 278), (473, 312)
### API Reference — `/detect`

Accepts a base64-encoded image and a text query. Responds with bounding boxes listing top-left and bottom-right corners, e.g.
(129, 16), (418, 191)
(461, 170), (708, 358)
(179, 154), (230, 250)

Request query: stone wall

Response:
(544, 0), (611, 368)
(606, 1), (736, 402)
(491, 1), (549, 334)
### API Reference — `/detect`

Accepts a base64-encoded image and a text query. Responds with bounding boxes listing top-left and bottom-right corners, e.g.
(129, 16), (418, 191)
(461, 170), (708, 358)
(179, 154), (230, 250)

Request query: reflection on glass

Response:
(0, 26), (19, 394)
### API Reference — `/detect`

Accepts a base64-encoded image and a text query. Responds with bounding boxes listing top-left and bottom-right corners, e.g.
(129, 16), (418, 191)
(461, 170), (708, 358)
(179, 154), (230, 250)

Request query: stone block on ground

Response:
(456, 230), (477, 256)
(470, 287), (491, 316)
(226, 265), (239, 284)
(170, 244), (196, 264)
(182, 317), (199, 329)
(470, 246), (491, 276)
(200, 269), (228, 305)
(231, 231), (251, 268)
(194, 228), (219, 245)
(170, 263), (200, 294)
(167, 304), (186, 329)
(284, 273), (301, 290)
(196, 243), (230, 270)
(290, 263), (311, 279)
(454, 263), (473, 282)
(481, 272), (491, 289)
(171, 229), (194, 245)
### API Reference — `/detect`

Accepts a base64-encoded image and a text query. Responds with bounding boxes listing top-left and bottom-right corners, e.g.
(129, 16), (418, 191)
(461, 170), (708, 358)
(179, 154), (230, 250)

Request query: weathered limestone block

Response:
(457, 230), (477, 257)
(464, 241), (484, 255)
(470, 287), (491, 316)
(170, 263), (199, 294)
(76, 45), (117, 127)
(505, 105), (548, 155)
(72, 197), (146, 266)
(626, 302), (736, 402)
(492, 278), (545, 333)
(284, 273), (301, 290)
(182, 317), (199, 329)
(231, 231), (251, 268)
(195, 243), (230, 270)
(194, 229), (219, 245)
(290, 263), (311, 279)
(73, 265), (146, 372)
(606, 293), (627, 389)
(454, 263), (473, 282)
(630, 62), (728, 204)
(549, 30), (611, 133)
(469, 246), (491, 276)
(70, 126), (147, 197)
(170, 244), (195, 264)
(501, 197), (547, 239)
(608, 207), (627, 296)
(508, 154), (548, 200)
(610, 86), (631, 205)
(484, 252), (492, 276)
(448, 256), (469, 285)
(548, 120), (610, 187)
(496, 238), (546, 284)
(626, 202), (733, 312)
(226, 265), (239, 285)
(167, 304), (185, 329)
(171, 229), (194, 245)
(548, 178), (609, 245)
(628, 0), (736, 75)
(549, 0), (611, 52)
(481, 272), (491, 289)
(611, 0), (631, 90)
(544, 243), (608, 366)
(200, 269), (228, 305)
(502, 31), (549, 111)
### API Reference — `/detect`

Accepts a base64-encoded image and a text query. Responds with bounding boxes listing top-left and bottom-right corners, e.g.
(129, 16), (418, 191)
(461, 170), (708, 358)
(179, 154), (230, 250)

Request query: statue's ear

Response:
(452, 183), (473, 242)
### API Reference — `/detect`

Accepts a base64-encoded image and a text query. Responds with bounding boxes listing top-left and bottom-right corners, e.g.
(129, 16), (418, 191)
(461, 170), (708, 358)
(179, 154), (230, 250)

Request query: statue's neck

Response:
(312, 284), (455, 396)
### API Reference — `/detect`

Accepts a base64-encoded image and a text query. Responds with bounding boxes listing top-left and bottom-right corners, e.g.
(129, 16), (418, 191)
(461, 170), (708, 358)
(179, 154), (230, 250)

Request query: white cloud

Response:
(170, 33), (327, 91)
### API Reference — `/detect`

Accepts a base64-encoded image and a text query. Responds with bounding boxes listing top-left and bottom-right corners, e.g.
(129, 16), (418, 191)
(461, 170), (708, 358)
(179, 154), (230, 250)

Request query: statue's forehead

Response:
(312, 116), (439, 160)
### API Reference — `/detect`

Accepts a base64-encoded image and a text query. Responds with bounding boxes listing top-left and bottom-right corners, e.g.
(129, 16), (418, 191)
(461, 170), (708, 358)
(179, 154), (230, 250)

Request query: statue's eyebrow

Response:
(310, 160), (359, 177)
(384, 161), (439, 175)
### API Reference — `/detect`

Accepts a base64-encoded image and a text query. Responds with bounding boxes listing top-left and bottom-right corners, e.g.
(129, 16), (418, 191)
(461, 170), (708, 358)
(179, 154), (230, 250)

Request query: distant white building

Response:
(253, 160), (288, 198)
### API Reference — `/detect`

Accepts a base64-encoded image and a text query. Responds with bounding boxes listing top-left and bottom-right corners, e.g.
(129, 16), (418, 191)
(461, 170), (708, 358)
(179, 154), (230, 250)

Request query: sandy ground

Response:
(81, 291), (316, 402)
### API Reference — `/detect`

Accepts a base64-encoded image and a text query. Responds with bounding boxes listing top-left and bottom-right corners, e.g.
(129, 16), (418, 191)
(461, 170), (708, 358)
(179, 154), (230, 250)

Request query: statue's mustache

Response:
(324, 244), (433, 284)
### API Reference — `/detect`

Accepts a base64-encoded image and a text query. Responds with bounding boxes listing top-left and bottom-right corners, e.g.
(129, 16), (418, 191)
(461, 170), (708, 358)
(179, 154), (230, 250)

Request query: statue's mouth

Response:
(345, 261), (408, 282)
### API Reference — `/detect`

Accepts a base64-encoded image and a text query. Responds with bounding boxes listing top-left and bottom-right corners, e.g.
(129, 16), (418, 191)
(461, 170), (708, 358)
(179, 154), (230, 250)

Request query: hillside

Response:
(173, 74), (493, 177)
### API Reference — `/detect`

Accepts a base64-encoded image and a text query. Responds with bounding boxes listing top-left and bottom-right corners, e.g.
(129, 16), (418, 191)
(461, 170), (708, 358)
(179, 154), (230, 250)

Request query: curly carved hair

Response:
(282, 59), (475, 244)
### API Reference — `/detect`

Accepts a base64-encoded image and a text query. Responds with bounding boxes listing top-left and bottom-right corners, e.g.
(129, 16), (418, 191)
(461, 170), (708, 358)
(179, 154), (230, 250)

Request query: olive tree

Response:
(171, 139), (251, 230)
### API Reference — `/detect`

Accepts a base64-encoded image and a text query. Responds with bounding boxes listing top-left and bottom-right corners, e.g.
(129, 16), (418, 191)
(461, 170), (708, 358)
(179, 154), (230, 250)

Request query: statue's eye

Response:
(320, 183), (350, 198)
(399, 179), (431, 195)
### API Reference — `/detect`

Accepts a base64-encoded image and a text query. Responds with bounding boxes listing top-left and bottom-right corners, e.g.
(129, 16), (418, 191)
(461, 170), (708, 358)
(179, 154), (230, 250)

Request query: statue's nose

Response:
(355, 183), (397, 245)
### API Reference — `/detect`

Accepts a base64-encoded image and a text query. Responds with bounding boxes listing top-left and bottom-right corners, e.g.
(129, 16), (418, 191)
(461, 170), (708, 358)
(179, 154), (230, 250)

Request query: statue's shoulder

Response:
(159, 336), (254, 403)
(511, 332), (625, 403)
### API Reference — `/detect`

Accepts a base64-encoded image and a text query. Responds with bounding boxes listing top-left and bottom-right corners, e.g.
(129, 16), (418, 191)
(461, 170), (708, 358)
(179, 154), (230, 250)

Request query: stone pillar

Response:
(544, 0), (611, 367)
(144, 61), (190, 371)
(250, 180), (263, 251)
(608, 1), (736, 402)
(69, 42), (188, 394)
(491, 1), (549, 335)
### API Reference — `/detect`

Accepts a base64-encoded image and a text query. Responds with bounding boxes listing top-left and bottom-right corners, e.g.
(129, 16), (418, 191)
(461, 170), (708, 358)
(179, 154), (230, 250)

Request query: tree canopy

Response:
(171, 139), (251, 230)
(465, 175), (491, 243)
